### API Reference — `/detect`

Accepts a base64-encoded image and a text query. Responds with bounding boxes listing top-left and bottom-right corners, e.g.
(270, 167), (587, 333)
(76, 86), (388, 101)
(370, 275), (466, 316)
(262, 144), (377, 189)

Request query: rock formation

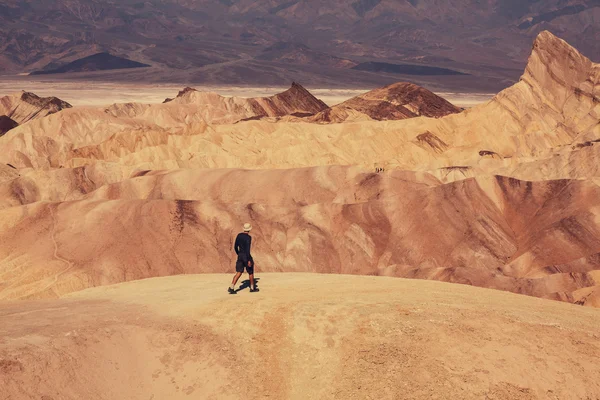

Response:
(0, 91), (72, 125)
(106, 82), (328, 125)
(309, 82), (461, 123)
(0, 32), (599, 308)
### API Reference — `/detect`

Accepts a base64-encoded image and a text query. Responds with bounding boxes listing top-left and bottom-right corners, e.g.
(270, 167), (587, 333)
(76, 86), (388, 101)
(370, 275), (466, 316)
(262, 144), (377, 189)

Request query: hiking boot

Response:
(228, 287), (236, 294)
(250, 287), (260, 293)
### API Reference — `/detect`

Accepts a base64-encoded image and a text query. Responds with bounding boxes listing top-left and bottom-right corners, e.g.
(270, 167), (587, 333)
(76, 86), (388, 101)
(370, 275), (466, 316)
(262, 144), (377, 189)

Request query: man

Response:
(228, 223), (259, 294)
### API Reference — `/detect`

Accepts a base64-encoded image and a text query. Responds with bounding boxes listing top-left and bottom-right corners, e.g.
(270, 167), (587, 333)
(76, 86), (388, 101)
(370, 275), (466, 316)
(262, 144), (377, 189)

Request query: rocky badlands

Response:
(1, 31), (600, 399)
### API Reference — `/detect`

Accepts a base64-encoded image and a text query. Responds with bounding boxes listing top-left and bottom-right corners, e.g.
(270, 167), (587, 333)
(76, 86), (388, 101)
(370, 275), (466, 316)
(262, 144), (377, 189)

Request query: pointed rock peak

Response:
(287, 82), (312, 95)
(354, 81), (460, 117)
(176, 87), (198, 98)
(533, 31), (572, 51)
(310, 81), (461, 123)
(522, 30), (594, 87)
(530, 31), (588, 62)
(163, 87), (198, 103)
(271, 82), (328, 113)
(0, 91), (71, 125)
(362, 82), (434, 99)
(19, 91), (72, 110)
(533, 30), (561, 45)
(290, 81), (305, 89)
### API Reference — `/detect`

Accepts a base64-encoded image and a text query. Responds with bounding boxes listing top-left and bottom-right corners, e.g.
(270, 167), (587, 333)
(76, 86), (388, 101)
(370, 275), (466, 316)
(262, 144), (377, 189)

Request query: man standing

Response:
(228, 223), (259, 294)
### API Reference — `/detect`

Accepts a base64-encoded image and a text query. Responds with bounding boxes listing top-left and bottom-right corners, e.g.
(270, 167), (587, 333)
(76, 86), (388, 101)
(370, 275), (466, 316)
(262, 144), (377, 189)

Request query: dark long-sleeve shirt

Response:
(234, 233), (252, 262)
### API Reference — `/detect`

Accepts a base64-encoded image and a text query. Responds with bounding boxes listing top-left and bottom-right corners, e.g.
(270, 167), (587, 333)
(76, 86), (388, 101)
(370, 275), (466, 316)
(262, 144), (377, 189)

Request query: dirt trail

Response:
(1, 273), (599, 399)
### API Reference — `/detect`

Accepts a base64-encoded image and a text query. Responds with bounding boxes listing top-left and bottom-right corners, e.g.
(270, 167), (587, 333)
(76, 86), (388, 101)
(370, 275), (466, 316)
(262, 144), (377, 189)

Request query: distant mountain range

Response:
(1, 0), (599, 90)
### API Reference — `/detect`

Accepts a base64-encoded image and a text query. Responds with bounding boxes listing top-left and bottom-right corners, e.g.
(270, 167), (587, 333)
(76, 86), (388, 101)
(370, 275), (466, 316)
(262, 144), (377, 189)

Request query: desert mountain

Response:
(105, 82), (328, 125)
(0, 32), (599, 308)
(1, 1), (599, 89)
(31, 52), (151, 75)
(2, 274), (600, 399)
(0, 91), (72, 125)
(167, 82), (329, 118)
(309, 82), (461, 123)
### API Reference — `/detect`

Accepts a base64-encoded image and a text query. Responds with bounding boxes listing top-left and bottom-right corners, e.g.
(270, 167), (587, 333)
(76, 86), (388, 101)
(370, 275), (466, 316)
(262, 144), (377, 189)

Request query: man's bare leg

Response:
(229, 272), (243, 293)
(249, 274), (260, 292)
(232, 272), (243, 287)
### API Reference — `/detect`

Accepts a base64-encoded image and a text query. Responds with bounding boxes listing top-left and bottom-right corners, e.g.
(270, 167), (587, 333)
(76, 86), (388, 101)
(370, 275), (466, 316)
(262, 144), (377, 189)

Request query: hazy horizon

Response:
(2, 1), (599, 91)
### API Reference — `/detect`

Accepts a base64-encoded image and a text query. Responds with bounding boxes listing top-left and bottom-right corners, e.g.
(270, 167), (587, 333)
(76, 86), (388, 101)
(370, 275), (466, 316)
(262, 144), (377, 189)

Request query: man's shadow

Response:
(237, 278), (260, 292)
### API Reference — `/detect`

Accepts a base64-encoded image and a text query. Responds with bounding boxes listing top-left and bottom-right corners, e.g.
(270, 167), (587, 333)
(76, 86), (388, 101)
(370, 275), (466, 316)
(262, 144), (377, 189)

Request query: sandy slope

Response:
(1, 273), (599, 400)
(1, 168), (599, 304)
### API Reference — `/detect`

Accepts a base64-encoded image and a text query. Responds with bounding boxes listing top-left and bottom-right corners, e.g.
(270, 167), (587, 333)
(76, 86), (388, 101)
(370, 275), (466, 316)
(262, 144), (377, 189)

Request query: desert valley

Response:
(1, 30), (600, 399)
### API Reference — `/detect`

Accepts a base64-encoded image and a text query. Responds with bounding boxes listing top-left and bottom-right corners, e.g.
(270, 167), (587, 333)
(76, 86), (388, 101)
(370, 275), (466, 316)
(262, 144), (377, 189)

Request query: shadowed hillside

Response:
(31, 52), (151, 75)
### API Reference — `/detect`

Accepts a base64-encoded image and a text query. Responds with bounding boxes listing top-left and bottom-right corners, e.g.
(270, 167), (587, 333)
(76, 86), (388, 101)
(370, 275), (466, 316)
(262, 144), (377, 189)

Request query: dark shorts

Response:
(236, 259), (254, 274)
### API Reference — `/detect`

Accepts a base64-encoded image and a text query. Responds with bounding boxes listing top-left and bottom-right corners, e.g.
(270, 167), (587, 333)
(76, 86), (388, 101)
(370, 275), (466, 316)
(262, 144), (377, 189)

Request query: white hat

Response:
(243, 223), (252, 232)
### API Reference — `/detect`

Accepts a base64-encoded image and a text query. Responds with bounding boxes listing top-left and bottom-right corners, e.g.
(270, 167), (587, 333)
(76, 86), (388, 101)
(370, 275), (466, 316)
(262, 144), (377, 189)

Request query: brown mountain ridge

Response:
(0, 91), (72, 125)
(309, 82), (462, 123)
(105, 82), (329, 125)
